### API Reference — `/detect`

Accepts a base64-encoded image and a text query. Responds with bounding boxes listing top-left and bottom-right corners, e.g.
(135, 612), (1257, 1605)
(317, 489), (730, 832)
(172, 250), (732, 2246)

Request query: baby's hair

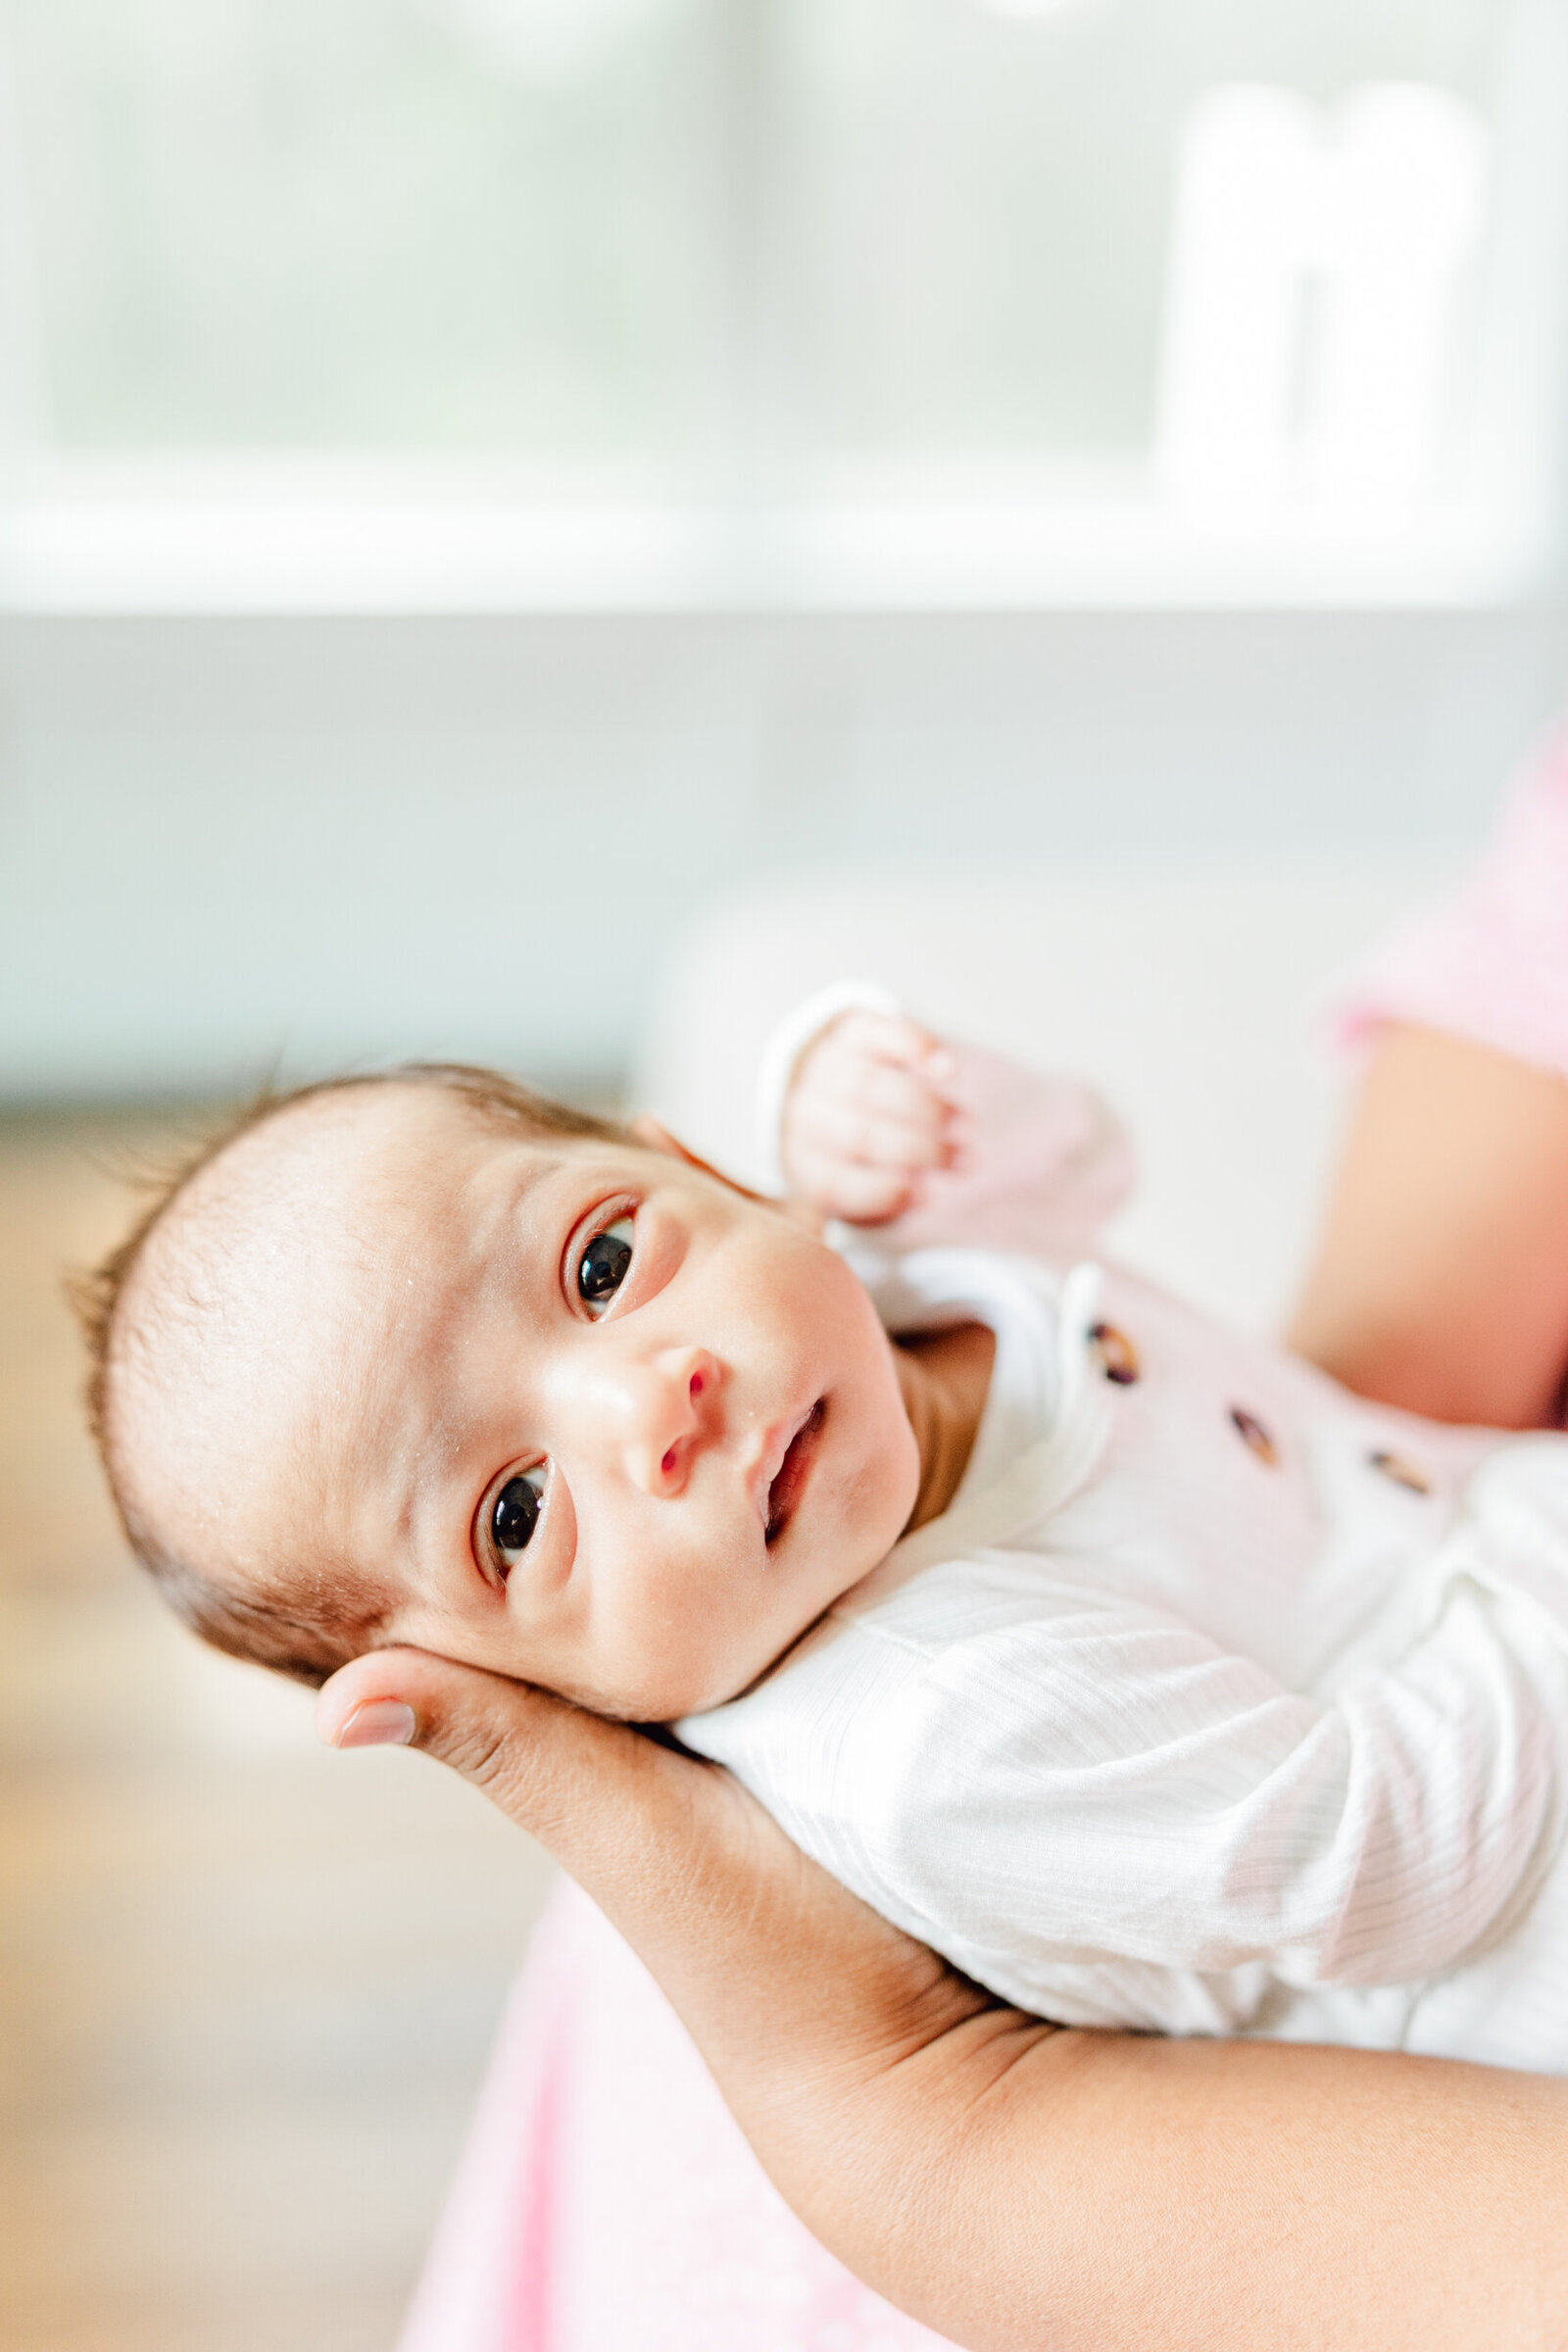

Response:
(73, 1062), (632, 1689)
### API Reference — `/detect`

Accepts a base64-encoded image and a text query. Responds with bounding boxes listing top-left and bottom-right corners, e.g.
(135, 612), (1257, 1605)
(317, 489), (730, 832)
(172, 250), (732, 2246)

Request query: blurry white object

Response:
(1156, 87), (1320, 518)
(1312, 88), (1489, 511)
(1157, 83), (1488, 522)
(638, 856), (1453, 1331)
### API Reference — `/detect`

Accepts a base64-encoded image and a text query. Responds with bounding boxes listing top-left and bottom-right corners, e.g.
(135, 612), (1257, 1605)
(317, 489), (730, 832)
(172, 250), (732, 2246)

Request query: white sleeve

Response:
(814, 1569), (1561, 2018)
(752, 979), (902, 1191)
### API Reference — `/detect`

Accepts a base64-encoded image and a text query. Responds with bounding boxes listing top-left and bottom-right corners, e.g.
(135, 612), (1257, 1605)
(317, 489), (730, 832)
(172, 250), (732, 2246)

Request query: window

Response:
(0, 0), (1562, 605)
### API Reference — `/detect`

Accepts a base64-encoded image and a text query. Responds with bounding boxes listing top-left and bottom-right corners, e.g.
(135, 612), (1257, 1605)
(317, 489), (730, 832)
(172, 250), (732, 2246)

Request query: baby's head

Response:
(79, 1066), (919, 1721)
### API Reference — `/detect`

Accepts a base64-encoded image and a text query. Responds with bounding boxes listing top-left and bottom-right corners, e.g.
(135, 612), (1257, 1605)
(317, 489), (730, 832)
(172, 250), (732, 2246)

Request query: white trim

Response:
(877, 1261), (1114, 1579)
(751, 979), (902, 1193)
(0, 481), (1556, 616)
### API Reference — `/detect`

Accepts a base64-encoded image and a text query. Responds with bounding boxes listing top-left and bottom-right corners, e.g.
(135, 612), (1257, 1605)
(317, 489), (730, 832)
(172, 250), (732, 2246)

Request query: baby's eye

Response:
(491, 1468), (546, 1574)
(577, 1214), (634, 1316)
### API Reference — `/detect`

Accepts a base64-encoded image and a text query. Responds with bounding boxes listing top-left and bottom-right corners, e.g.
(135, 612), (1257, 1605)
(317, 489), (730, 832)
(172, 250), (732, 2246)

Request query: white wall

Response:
(2, 602), (1566, 1101)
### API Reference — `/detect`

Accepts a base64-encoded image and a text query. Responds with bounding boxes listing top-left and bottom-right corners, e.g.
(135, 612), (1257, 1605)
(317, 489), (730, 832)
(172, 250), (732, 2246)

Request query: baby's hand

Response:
(782, 1009), (962, 1225)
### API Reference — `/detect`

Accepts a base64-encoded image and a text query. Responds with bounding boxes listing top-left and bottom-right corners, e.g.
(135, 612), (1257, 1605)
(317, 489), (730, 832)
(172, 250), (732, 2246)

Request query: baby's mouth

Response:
(765, 1399), (825, 1546)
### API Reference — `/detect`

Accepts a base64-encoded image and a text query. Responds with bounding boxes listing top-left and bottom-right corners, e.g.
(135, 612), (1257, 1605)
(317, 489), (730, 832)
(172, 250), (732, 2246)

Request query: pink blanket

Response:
(400, 1877), (956, 2351)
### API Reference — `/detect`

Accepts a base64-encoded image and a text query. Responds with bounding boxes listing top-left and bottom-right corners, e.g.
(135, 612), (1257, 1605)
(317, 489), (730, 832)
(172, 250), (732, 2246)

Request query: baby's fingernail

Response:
(925, 1048), (956, 1080)
(335, 1699), (416, 1750)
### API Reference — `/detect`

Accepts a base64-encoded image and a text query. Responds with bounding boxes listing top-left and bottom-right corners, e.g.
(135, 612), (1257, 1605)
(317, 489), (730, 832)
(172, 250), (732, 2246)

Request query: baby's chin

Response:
(420, 1617), (754, 1729)
(565, 1656), (765, 1728)
(550, 1614), (815, 1725)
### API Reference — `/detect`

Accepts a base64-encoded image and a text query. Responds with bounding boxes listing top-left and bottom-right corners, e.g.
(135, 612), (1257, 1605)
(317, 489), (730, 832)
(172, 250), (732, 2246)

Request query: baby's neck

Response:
(894, 1321), (997, 1536)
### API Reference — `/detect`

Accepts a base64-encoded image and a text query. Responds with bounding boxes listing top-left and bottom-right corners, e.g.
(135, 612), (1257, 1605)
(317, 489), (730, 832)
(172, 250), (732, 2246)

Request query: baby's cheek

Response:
(586, 1551), (736, 1722)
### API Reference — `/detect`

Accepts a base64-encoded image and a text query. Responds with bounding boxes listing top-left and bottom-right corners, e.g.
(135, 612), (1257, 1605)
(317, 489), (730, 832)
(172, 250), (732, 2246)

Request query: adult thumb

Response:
(315, 1645), (696, 1888)
(316, 1642), (998, 2193)
(314, 1644), (885, 2029)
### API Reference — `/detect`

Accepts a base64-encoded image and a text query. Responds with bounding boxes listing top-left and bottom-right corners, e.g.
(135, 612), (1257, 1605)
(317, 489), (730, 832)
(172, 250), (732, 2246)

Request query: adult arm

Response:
(1290, 1025), (1568, 1427)
(319, 1650), (1568, 2352)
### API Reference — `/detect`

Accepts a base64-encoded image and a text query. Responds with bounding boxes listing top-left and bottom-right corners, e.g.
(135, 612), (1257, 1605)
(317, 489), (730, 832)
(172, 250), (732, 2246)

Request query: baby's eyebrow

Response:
(448, 1146), (564, 1274)
(421, 1142), (573, 1416)
(506, 1147), (564, 1207)
(369, 1146), (568, 1506)
(492, 1150), (566, 1263)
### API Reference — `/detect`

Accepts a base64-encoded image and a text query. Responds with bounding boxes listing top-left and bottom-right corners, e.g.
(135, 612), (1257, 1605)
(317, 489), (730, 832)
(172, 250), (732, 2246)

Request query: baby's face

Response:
(174, 1090), (920, 1719)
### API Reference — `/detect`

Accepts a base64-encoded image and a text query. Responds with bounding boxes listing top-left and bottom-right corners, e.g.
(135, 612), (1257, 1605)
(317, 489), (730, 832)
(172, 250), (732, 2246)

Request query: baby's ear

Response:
(628, 1115), (785, 1211)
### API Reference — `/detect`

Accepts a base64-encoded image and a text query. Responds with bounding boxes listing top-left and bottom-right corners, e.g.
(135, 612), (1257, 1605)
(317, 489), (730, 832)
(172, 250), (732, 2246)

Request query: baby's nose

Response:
(623, 1347), (720, 1497)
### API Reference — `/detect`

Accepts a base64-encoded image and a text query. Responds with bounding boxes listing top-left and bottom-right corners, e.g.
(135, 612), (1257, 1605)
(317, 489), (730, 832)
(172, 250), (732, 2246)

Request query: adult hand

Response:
(319, 1649), (1568, 2352)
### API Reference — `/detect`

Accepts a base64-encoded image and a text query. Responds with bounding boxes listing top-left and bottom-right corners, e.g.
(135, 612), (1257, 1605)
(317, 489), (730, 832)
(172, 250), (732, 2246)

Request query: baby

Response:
(81, 1004), (1568, 2075)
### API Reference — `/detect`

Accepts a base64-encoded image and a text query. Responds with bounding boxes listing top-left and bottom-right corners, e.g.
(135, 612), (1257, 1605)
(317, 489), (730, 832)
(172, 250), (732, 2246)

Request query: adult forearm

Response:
(658, 1937), (1568, 2352)
(318, 1650), (1568, 2352)
(901, 2029), (1568, 2352)
(1291, 1025), (1568, 1427)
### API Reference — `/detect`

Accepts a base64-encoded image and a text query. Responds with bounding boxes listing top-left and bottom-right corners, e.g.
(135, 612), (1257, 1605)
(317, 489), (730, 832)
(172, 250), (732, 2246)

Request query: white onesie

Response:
(677, 1018), (1568, 2073)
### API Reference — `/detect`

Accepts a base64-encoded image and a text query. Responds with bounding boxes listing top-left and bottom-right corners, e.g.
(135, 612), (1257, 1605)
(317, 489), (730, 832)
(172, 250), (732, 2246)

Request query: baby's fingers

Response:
(791, 1090), (958, 1179)
(785, 1146), (919, 1225)
(817, 1056), (956, 1140)
(827, 1008), (954, 1080)
(809, 1014), (955, 1107)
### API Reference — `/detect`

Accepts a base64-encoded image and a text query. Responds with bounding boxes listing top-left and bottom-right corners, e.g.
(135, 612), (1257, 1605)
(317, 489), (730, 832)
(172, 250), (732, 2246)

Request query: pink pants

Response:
(399, 1877), (957, 2352)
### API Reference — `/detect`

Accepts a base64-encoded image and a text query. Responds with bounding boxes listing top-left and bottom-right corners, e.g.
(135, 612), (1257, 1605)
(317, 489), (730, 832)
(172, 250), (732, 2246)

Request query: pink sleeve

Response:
(1338, 724), (1568, 1081)
(873, 1042), (1137, 1260)
(755, 989), (1138, 1257)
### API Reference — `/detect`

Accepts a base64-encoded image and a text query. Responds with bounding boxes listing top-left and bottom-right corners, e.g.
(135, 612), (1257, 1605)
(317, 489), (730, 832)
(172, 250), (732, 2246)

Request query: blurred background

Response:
(3, 0), (1568, 2344)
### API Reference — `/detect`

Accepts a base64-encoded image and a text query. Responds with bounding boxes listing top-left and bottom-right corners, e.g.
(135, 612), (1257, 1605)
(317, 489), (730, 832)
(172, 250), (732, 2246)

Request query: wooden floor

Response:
(0, 1111), (556, 2352)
